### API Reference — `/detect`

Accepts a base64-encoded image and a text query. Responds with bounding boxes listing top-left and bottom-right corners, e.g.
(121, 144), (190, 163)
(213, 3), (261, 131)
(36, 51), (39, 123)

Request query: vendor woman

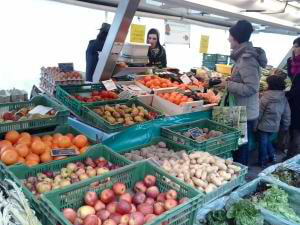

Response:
(147, 28), (167, 68)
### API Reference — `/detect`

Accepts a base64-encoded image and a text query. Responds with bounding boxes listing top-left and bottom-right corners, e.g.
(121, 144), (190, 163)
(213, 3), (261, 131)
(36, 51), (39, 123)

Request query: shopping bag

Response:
(212, 90), (248, 145)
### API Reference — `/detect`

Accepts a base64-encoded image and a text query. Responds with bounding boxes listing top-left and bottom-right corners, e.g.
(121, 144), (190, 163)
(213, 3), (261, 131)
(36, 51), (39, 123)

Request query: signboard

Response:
(165, 20), (190, 45)
(199, 35), (209, 53)
(130, 24), (146, 43)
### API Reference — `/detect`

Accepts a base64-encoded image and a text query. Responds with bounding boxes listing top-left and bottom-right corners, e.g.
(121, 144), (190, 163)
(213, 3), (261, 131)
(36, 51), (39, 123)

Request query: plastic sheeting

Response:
(231, 177), (300, 225)
(103, 110), (211, 151)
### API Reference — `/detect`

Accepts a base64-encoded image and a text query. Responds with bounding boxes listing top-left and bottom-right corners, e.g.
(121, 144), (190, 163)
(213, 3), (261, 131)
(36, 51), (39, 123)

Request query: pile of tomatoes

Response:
(157, 92), (194, 105)
(73, 91), (118, 103)
(0, 130), (90, 167)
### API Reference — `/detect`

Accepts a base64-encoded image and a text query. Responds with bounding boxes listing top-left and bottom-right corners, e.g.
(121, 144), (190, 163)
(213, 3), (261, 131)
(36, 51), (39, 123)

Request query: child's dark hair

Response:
(266, 75), (286, 91)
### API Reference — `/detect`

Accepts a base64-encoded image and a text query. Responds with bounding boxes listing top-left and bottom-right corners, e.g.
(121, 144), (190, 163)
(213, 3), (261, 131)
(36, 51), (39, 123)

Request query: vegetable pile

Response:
(73, 90), (119, 103)
(62, 175), (188, 225)
(181, 128), (223, 142)
(250, 183), (300, 223)
(271, 166), (300, 188)
(92, 104), (158, 126)
(23, 158), (120, 196)
(0, 179), (42, 225)
(202, 199), (264, 225)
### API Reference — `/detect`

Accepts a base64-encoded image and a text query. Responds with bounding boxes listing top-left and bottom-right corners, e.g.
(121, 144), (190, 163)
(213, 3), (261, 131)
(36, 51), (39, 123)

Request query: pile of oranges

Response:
(0, 130), (90, 167)
(157, 92), (194, 105)
(138, 76), (176, 89)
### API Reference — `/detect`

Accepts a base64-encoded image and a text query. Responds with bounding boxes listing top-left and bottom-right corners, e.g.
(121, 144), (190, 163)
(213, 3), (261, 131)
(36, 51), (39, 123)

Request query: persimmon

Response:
(42, 135), (53, 142)
(58, 136), (72, 148)
(40, 152), (52, 163)
(17, 136), (31, 147)
(31, 141), (45, 155)
(73, 135), (88, 148)
(0, 140), (12, 150)
(15, 143), (29, 157)
(26, 153), (40, 163)
(5, 131), (20, 144)
(65, 133), (74, 140)
(1, 149), (18, 165)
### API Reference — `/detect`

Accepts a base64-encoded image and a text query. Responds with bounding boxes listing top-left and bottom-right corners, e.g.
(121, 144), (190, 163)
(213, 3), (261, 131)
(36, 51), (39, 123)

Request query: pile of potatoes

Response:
(162, 152), (241, 193)
(123, 142), (241, 194)
(123, 142), (186, 165)
(93, 104), (156, 126)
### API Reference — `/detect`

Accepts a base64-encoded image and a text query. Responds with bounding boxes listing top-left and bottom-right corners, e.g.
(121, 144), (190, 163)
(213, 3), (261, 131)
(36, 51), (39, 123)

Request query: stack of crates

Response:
(202, 53), (229, 70)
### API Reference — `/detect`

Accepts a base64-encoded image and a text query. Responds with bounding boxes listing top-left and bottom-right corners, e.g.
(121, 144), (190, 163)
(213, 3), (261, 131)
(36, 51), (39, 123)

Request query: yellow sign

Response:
(130, 24), (146, 43)
(199, 35), (209, 53)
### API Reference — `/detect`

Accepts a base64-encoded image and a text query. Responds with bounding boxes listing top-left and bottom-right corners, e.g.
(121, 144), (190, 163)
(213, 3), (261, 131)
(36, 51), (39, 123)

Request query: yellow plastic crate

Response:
(216, 64), (232, 75)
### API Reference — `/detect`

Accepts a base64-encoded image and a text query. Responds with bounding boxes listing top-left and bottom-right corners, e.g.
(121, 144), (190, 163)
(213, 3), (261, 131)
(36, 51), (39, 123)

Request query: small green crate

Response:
(203, 53), (217, 62)
(55, 83), (122, 116)
(161, 119), (240, 156)
(216, 54), (229, 64)
(116, 137), (232, 164)
(0, 95), (69, 134)
(41, 160), (203, 225)
(81, 98), (164, 133)
(7, 144), (130, 225)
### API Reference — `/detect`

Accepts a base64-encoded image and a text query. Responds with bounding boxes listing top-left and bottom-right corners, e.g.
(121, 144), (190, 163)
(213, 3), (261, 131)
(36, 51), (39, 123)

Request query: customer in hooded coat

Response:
(147, 28), (167, 68)
(85, 23), (111, 82)
(285, 37), (300, 159)
(218, 20), (268, 165)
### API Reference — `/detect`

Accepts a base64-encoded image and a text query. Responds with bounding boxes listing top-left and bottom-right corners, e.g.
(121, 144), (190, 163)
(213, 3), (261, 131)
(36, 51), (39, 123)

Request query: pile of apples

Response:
(63, 175), (188, 225)
(73, 91), (118, 103)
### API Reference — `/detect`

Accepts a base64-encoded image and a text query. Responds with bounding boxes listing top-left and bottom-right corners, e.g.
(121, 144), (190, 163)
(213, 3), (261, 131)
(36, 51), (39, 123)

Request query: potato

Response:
(117, 118), (125, 123)
(228, 164), (241, 172)
(195, 169), (203, 179)
(189, 152), (203, 160)
(227, 169), (235, 175)
(190, 169), (196, 177)
(191, 159), (197, 164)
(219, 171), (231, 181)
(196, 158), (205, 164)
(106, 116), (116, 124)
(104, 105), (115, 112)
(215, 162), (227, 171)
(201, 171), (207, 180)
(205, 183), (217, 193)
(210, 174), (222, 187)
(192, 177), (207, 188)
(112, 111), (121, 118)
(225, 159), (233, 165)
(211, 166), (219, 173)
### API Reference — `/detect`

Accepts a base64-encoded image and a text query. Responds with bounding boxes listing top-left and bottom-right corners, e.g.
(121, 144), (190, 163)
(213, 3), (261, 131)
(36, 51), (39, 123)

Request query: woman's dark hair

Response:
(147, 28), (162, 48)
(293, 37), (300, 47)
(96, 23), (111, 42)
(266, 75), (286, 91)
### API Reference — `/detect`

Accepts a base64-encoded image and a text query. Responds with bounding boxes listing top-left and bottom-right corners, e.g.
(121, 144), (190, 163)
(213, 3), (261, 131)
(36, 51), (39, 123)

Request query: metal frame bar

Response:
(92, 0), (141, 82)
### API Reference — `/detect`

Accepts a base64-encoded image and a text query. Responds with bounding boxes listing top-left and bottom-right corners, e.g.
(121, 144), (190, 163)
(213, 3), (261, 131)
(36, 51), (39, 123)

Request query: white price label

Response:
(180, 74), (192, 84)
(29, 105), (53, 115)
(190, 76), (198, 83)
(119, 90), (134, 99)
(103, 79), (117, 91)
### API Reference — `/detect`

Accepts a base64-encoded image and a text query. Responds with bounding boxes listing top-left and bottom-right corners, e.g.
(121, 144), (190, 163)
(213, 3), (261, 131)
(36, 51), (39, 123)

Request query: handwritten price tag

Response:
(180, 74), (192, 84)
(103, 79), (117, 91)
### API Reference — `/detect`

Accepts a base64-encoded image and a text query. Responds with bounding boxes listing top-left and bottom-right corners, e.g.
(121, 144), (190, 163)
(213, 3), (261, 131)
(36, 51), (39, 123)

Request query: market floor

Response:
(246, 147), (286, 181)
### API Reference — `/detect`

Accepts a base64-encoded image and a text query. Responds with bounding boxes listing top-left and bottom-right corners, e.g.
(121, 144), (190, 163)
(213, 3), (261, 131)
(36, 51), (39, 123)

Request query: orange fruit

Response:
(17, 136), (31, 147)
(15, 143), (29, 157)
(25, 160), (39, 167)
(26, 153), (40, 163)
(40, 152), (53, 163)
(65, 133), (74, 141)
(20, 132), (31, 140)
(31, 141), (45, 155)
(42, 135), (53, 142)
(17, 157), (25, 164)
(5, 131), (20, 144)
(0, 140), (12, 150)
(79, 146), (89, 154)
(1, 149), (18, 165)
(53, 133), (63, 139)
(0, 146), (14, 156)
(73, 135), (88, 148)
(31, 136), (41, 142)
(58, 136), (72, 148)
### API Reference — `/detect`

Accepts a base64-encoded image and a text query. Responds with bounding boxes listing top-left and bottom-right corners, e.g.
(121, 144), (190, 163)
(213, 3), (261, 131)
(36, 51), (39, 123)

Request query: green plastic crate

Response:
(7, 144), (130, 225)
(81, 98), (164, 133)
(55, 83), (121, 116)
(116, 137), (232, 165)
(216, 54), (229, 64)
(161, 119), (240, 157)
(0, 95), (69, 134)
(41, 160), (203, 225)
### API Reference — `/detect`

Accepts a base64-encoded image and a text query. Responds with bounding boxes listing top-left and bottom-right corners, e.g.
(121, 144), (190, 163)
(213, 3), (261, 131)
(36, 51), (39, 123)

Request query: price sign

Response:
(119, 90), (134, 99)
(58, 63), (74, 72)
(188, 127), (204, 139)
(29, 105), (53, 115)
(51, 149), (79, 157)
(190, 76), (198, 83)
(130, 24), (146, 43)
(103, 79), (117, 91)
(199, 35), (209, 53)
(180, 74), (192, 84)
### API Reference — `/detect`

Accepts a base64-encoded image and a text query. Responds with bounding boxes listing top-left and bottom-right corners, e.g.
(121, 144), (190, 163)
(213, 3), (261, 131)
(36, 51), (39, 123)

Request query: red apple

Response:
(112, 182), (126, 195)
(103, 219), (117, 225)
(164, 199), (178, 210)
(129, 212), (144, 225)
(144, 214), (157, 223)
(120, 214), (130, 225)
(157, 193), (166, 202)
(110, 213), (122, 224)
(134, 181), (147, 193)
(153, 202), (165, 215)
(116, 200), (132, 215)
(106, 202), (118, 214)
(120, 193), (132, 203)
(94, 200), (106, 211)
(143, 175), (156, 187)
(84, 191), (98, 207)
(100, 189), (115, 204)
(137, 203), (154, 215)
(146, 186), (160, 199)
(83, 215), (99, 225)
(132, 193), (146, 205)
(165, 190), (177, 200)
(131, 204), (136, 213)
(96, 209), (110, 221)
(145, 198), (155, 205)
